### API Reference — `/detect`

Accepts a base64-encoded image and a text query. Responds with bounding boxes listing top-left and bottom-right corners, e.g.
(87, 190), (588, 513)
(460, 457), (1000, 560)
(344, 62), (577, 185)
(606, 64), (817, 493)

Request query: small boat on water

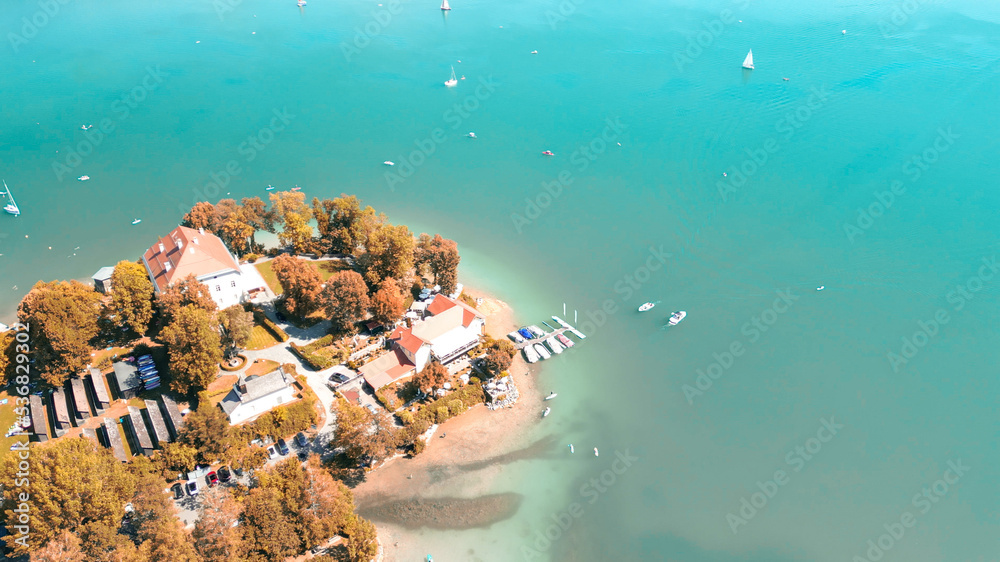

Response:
(440, 0), (450, 10)
(527, 325), (546, 338)
(2, 181), (20, 217)
(467, 132), (476, 138)
(542, 407), (551, 418)
(545, 392), (558, 401)
(531, 50), (538, 54)
(445, 66), (458, 87)
(667, 310), (687, 326)
(542, 150), (555, 156)
(78, 175), (90, 181)
(556, 333), (574, 348)
(742, 50), (754, 70)
(81, 124), (92, 130)
(291, 186), (301, 191)
(545, 337), (564, 354)
(594, 448), (599, 457)
(816, 286), (825, 291)
(534, 343), (551, 360)
(508, 331), (525, 344)
(131, 219), (142, 225)
(517, 327), (534, 340)
(383, 161), (394, 166)
(523, 345), (539, 363)
(297, 0), (306, 6)
(638, 302), (655, 312)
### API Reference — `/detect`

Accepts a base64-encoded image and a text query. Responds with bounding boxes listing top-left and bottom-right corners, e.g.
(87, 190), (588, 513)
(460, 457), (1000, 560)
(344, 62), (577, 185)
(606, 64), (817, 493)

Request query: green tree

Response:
(162, 305), (222, 394)
(270, 255), (323, 318)
(219, 207), (256, 257)
(322, 270), (370, 333)
(0, 439), (136, 555)
(240, 196), (275, 251)
(16, 280), (102, 386)
(153, 442), (200, 480)
(179, 395), (234, 463)
(157, 274), (218, 326)
(359, 223), (415, 286)
(481, 338), (516, 376)
(369, 278), (406, 325)
(110, 260), (155, 334)
(218, 305), (253, 353)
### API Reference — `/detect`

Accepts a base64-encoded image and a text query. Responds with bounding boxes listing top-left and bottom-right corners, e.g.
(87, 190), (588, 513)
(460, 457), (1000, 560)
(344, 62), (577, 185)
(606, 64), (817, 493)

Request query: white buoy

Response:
(569, 444), (574, 453)
(594, 448), (599, 457)
(563, 303), (566, 315)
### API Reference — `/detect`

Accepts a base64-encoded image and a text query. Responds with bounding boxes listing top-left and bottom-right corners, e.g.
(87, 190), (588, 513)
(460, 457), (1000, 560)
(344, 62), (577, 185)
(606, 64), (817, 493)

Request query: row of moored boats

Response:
(508, 320), (581, 364)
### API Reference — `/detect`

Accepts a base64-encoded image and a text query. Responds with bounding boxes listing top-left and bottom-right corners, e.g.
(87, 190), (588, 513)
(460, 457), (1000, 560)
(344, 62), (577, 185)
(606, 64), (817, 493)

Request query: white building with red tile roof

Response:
(360, 294), (484, 390)
(141, 226), (246, 310)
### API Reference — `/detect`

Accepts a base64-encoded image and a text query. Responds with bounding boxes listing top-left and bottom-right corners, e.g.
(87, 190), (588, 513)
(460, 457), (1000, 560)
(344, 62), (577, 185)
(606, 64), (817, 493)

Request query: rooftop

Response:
(359, 348), (416, 390)
(92, 266), (115, 281)
(112, 361), (141, 391)
(142, 225), (240, 292)
(220, 366), (296, 415)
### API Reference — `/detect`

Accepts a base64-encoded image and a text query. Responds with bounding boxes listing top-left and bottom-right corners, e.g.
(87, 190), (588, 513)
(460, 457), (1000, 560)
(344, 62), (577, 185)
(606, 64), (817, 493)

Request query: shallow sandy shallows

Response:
(352, 288), (551, 559)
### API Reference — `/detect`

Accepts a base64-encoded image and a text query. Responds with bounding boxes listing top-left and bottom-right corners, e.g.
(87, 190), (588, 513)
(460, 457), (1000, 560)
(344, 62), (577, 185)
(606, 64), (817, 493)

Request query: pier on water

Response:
(513, 316), (586, 350)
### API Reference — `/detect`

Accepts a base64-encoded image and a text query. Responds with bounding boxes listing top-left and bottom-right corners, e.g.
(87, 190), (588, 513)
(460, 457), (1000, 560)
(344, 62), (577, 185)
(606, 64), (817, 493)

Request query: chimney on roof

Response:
(177, 239), (183, 250)
(164, 262), (172, 272)
(199, 227), (205, 235)
(193, 237), (199, 245)
(158, 242), (165, 253)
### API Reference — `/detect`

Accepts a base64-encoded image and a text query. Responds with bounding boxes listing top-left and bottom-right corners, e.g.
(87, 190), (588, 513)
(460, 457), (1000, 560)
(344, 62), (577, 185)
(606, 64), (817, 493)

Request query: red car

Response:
(206, 471), (219, 487)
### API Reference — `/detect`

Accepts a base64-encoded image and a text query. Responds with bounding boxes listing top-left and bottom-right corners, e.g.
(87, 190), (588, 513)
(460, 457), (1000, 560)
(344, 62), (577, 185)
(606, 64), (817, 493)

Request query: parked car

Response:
(364, 403), (377, 414)
(206, 471), (219, 487)
(171, 483), (184, 500)
(267, 446), (279, 460)
(275, 311), (287, 322)
(186, 480), (200, 496)
(276, 439), (290, 456)
(294, 432), (309, 448)
(217, 466), (232, 483)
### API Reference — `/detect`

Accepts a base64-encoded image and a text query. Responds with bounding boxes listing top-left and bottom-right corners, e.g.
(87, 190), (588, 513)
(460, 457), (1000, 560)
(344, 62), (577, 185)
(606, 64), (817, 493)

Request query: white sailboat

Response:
(444, 66), (458, 87)
(742, 50), (754, 70)
(2, 181), (20, 216)
(441, 0), (451, 10)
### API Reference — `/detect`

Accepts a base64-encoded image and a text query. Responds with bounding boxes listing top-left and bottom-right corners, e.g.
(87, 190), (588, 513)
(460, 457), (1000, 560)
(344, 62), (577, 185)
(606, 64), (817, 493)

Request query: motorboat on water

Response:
(445, 66), (458, 87)
(265, 185), (275, 191)
(527, 325), (546, 338)
(523, 345), (539, 363)
(518, 327), (535, 340)
(534, 343), (551, 360)
(2, 181), (20, 216)
(291, 186), (301, 191)
(297, 0), (306, 6)
(542, 407), (551, 418)
(78, 175), (90, 181)
(556, 333), (574, 348)
(638, 302), (655, 312)
(531, 50), (538, 54)
(81, 124), (92, 130)
(545, 392), (557, 401)
(667, 310), (687, 326)
(508, 331), (525, 344)
(545, 337), (564, 354)
(467, 132), (476, 138)
(384, 161), (394, 166)
(542, 150), (555, 156)
(131, 219), (142, 225)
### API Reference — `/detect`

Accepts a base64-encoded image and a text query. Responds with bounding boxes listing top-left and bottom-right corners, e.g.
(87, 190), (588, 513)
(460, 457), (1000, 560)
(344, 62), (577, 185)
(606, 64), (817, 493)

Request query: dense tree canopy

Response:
(481, 338), (516, 376)
(322, 270), (370, 333)
(416, 234), (461, 294)
(359, 223), (415, 286)
(369, 278), (406, 325)
(269, 191), (314, 254)
(270, 255), (323, 318)
(1, 438), (136, 554)
(182, 201), (218, 232)
(194, 488), (245, 562)
(179, 394), (234, 463)
(0, 330), (12, 388)
(17, 280), (102, 386)
(157, 274), (218, 326)
(218, 305), (253, 353)
(110, 260), (155, 335)
(332, 398), (400, 465)
(161, 305), (222, 394)
(414, 360), (449, 393)
(313, 195), (384, 256)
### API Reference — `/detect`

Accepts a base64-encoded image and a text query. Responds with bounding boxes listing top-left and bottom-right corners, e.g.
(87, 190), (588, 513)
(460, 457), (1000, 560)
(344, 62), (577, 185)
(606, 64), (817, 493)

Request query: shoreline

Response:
(352, 286), (548, 561)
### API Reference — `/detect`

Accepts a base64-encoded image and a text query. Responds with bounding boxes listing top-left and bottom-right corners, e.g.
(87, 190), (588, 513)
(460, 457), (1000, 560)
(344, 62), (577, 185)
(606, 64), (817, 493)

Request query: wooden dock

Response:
(512, 317), (586, 351)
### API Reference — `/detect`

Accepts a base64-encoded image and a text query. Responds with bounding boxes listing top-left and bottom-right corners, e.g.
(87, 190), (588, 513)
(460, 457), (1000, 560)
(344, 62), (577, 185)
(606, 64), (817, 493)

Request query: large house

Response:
(141, 226), (249, 310)
(360, 294), (485, 390)
(219, 366), (297, 425)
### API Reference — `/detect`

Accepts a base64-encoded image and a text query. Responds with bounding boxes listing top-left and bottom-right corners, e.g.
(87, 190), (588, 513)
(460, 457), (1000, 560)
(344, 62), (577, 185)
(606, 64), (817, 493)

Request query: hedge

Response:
(250, 307), (289, 342)
(289, 334), (347, 370)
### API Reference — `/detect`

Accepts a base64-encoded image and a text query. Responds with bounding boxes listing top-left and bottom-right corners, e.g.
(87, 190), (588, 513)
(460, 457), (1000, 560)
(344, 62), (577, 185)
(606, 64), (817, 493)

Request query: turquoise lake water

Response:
(2, 0), (1000, 560)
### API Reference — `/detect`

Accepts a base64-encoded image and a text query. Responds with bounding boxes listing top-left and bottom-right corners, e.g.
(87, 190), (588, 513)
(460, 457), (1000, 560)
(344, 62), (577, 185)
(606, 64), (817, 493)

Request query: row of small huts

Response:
(26, 365), (185, 462)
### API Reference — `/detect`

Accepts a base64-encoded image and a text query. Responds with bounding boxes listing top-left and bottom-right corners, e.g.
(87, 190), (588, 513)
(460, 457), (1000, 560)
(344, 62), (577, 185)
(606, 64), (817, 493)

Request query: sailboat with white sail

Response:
(441, 0), (451, 10)
(444, 66), (458, 87)
(742, 50), (754, 70)
(2, 181), (20, 217)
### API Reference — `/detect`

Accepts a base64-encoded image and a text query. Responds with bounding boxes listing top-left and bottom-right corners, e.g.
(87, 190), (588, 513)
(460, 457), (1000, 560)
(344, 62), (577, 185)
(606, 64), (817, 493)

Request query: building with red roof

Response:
(141, 226), (247, 310)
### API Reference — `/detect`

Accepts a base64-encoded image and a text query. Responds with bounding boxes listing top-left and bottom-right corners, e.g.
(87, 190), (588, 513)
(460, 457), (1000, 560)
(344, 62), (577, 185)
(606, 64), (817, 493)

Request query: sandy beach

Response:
(352, 287), (550, 560)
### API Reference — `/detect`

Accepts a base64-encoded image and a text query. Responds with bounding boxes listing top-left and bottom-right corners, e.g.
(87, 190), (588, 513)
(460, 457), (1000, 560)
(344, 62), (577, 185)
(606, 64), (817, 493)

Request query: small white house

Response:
(219, 366), (297, 425)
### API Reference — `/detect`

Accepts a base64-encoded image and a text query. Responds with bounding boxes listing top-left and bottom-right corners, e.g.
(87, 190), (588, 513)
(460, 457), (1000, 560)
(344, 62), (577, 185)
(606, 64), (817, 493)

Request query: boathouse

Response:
(28, 395), (49, 442)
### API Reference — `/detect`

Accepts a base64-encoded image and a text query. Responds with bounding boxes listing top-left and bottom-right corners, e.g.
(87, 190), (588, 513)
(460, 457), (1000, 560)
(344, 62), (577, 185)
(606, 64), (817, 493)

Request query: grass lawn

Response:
(246, 359), (280, 377)
(207, 374), (240, 406)
(255, 258), (351, 296)
(246, 325), (281, 350)
(0, 390), (24, 456)
(90, 346), (131, 370)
